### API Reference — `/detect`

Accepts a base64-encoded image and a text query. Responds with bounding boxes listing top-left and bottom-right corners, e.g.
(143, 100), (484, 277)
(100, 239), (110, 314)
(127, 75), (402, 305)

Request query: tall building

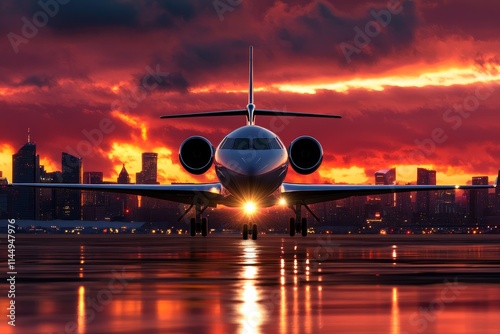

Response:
(11, 132), (40, 219)
(469, 176), (489, 225)
(117, 164), (130, 184)
(38, 168), (62, 220)
(416, 168), (436, 214)
(55, 152), (82, 220)
(141, 152), (158, 184)
(82, 171), (105, 221)
(375, 168), (396, 207)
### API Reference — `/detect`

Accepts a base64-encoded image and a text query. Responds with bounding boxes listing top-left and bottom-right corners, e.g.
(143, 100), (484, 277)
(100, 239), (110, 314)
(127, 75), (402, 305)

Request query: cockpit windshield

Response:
(220, 137), (283, 150)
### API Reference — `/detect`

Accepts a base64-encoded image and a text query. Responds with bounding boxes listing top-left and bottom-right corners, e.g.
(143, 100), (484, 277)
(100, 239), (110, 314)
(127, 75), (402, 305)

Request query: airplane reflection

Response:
(239, 244), (264, 334)
(77, 286), (86, 334)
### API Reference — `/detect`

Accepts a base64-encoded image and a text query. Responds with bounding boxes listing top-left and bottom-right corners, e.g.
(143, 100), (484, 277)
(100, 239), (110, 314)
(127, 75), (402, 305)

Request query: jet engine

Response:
(288, 136), (323, 174)
(179, 136), (214, 174)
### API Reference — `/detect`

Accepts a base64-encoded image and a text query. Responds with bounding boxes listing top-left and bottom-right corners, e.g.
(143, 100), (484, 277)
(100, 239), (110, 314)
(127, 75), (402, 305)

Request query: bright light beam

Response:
(244, 202), (257, 215)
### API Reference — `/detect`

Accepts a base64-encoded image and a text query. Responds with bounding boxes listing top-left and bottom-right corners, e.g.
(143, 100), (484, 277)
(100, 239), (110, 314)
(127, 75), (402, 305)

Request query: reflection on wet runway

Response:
(1, 234), (500, 333)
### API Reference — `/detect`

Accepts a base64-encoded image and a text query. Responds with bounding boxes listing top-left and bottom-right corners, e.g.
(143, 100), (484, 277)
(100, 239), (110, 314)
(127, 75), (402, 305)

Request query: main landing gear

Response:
(179, 203), (209, 237)
(288, 201), (320, 237)
(242, 223), (258, 240)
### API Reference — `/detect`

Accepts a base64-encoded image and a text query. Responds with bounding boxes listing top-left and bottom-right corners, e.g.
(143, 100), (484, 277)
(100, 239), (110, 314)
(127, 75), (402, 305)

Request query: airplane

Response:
(10, 46), (498, 240)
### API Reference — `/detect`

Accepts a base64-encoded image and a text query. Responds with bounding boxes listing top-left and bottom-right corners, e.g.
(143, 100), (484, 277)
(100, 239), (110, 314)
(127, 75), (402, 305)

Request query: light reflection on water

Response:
(1, 235), (500, 334)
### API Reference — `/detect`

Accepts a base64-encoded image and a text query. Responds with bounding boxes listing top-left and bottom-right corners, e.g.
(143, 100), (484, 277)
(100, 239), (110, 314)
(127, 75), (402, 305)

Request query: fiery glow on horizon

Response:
(276, 66), (500, 94)
(0, 144), (15, 181)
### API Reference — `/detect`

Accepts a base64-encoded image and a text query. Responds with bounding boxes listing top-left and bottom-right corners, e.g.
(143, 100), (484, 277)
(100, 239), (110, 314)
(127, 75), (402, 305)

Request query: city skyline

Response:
(1, 1), (500, 186)
(1, 132), (498, 186)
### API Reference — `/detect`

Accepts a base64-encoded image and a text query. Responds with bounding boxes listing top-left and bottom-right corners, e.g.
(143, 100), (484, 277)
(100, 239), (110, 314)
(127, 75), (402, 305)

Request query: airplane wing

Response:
(281, 182), (497, 205)
(9, 182), (224, 207)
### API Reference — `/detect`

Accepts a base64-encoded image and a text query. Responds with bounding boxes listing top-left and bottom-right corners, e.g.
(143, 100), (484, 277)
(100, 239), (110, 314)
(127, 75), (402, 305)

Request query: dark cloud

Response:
(17, 74), (57, 88)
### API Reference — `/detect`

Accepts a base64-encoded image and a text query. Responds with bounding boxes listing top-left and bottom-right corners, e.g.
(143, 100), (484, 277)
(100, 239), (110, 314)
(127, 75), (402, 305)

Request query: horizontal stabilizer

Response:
(160, 110), (247, 119)
(161, 109), (342, 119)
(255, 109), (341, 118)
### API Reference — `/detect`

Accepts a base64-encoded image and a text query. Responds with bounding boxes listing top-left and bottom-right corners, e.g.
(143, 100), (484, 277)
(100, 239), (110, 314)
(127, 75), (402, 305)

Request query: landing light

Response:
(244, 202), (257, 215)
(279, 198), (287, 206)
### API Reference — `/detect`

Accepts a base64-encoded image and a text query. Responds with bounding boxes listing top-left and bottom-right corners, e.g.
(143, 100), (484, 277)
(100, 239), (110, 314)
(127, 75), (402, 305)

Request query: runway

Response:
(1, 234), (500, 333)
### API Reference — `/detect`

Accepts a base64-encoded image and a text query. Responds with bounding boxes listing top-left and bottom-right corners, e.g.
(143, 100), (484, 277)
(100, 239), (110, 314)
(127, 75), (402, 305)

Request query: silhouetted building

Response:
(435, 189), (455, 214)
(469, 176), (488, 225)
(12, 133), (40, 219)
(55, 152), (82, 220)
(416, 168), (436, 214)
(375, 168), (396, 207)
(0, 176), (9, 219)
(82, 171), (105, 221)
(396, 183), (412, 224)
(117, 164), (130, 184)
(141, 152), (158, 184)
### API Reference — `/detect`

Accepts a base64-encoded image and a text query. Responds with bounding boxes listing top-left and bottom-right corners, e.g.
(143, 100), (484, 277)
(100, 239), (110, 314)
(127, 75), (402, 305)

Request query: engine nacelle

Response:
(179, 136), (214, 175)
(288, 136), (323, 174)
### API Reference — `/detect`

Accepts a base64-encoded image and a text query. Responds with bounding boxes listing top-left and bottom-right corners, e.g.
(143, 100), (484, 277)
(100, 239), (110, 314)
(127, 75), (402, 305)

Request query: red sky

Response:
(1, 0), (499, 185)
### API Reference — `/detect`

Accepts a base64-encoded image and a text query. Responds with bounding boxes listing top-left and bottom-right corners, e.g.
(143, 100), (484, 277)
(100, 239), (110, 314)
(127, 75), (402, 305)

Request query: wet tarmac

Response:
(1, 234), (500, 334)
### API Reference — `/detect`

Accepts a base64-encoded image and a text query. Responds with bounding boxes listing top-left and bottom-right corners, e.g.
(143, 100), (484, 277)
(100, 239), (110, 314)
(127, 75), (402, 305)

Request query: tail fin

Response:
(249, 46), (253, 105)
(160, 46), (342, 122)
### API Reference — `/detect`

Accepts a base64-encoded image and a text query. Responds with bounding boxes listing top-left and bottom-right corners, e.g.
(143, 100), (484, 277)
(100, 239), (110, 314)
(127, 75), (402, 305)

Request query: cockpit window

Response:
(220, 137), (282, 150)
(221, 137), (235, 149)
(253, 138), (271, 150)
(233, 138), (250, 150)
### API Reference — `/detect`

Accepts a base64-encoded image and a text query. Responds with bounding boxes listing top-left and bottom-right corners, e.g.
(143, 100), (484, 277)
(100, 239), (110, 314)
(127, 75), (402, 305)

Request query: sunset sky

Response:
(1, 0), (499, 186)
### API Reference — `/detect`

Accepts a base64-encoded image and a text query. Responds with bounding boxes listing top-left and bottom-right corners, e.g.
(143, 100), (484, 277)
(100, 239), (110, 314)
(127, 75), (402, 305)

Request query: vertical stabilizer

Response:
(249, 46), (253, 105)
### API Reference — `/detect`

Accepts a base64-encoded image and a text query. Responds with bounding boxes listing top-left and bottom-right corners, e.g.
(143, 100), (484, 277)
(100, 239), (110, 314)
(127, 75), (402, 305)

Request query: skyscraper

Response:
(416, 168), (436, 215)
(375, 168), (396, 207)
(11, 132), (39, 219)
(82, 171), (104, 221)
(141, 152), (158, 184)
(55, 152), (82, 220)
(470, 176), (489, 225)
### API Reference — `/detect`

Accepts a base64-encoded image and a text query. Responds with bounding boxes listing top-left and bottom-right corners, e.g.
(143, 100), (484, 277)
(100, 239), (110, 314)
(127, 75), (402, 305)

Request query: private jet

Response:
(11, 47), (498, 239)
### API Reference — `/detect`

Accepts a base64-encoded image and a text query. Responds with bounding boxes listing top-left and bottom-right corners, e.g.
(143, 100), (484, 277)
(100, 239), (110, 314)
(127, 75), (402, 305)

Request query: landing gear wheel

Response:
(301, 218), (307, 237)
(289, 218), (295, 237)
(190, 218), (196, 236)
(201, 217), (208, 237)
(252, 224), (258, 240)
(242, 224), (249, 240)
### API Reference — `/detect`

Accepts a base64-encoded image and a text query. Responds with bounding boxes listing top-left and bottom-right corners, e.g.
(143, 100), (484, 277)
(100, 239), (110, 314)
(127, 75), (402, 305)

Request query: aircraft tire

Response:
(190, 218), (196, 236)
(202, 217), (208, 237)
(243, 224), (249, 240)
